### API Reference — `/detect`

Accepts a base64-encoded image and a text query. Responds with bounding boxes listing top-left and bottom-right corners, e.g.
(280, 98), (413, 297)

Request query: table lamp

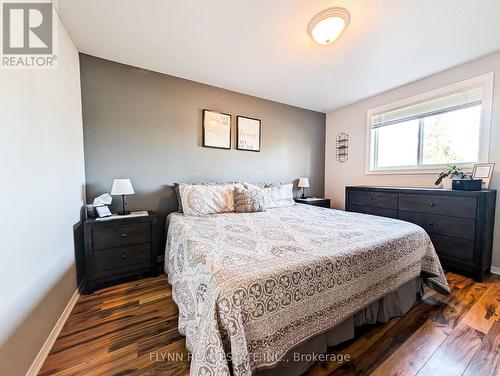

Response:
(111, 178), (135, 215)
(298, 178), (310, 199)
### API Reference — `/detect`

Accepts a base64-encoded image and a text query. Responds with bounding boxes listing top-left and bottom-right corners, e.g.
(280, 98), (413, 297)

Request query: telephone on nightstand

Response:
(95, 205), (112, 218)
(93, 193), (113, 218)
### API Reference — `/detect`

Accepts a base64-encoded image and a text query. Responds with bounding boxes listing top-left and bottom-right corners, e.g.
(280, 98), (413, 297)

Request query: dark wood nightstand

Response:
(294, 197), (331, 208)
(83, 211), (158, 294)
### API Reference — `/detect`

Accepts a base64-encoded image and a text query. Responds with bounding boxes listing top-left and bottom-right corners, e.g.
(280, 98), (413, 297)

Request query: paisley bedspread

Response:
(165, 204), (449, 376)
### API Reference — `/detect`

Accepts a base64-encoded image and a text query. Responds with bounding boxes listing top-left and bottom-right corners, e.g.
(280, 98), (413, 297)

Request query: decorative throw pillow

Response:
(175, 181), (242, 213)
(179, 183), (243, 216)
(262, 183), (295, 208)
(234, 186), (266, 213)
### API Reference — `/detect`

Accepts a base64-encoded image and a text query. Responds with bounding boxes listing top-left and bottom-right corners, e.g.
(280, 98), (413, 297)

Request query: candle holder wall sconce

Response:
(336, 132), (348, 163)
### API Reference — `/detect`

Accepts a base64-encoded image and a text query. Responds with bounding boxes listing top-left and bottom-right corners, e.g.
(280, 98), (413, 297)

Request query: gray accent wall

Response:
(80, 54), (325, 251)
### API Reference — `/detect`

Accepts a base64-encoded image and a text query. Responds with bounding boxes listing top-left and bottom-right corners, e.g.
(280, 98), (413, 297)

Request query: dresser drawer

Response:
(93, 244), (151, 273)
(430, 234), (474, 263)
(348, 204), (397, 218)
(348, 190), (397, 209)
(93, 222), (151, 250)
(398, 194), (476, 219)
(398, 211), (475, 240)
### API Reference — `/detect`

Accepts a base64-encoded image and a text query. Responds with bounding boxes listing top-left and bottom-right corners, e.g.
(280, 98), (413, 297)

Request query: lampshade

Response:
(111, 179), (135, 195)
(298, 178), (310, 188)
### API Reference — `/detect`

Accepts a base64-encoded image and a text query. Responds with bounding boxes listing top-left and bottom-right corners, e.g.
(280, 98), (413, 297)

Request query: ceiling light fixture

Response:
(308, 7), (350, 45)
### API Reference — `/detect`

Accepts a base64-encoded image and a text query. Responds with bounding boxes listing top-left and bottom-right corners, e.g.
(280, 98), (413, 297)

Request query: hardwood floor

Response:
(39, 272), (500, 376)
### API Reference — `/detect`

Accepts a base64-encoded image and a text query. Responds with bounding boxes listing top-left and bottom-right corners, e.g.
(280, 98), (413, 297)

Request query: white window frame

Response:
(365, 72), (494, 175)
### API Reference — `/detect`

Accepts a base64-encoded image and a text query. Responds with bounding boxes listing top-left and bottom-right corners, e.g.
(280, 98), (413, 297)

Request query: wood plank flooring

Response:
(39, 272), (499, 376)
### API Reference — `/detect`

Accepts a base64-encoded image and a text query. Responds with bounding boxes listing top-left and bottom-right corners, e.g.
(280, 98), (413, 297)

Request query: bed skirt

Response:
(255, 277), (423, 376)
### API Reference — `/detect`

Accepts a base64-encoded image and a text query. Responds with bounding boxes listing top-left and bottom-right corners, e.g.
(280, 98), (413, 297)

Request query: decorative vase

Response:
(442, 176), (458, 190)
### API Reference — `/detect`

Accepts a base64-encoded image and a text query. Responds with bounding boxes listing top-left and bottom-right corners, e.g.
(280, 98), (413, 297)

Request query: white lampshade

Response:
(298, 178), (310, 188)
(111, 179), (135, 195)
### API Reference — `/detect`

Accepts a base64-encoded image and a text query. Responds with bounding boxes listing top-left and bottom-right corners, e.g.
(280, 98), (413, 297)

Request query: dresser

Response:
(345, 186), (496, 281)
(83, 212), (159, 294)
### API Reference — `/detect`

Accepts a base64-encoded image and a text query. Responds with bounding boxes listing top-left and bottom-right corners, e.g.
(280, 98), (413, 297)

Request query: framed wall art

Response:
(237, 116), (261, 152)
(202, 109), (231, 149)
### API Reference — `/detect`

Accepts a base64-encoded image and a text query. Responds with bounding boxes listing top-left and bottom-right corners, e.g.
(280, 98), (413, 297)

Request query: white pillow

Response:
(262, 183), (295, 208)
(179, 183), (243, 216)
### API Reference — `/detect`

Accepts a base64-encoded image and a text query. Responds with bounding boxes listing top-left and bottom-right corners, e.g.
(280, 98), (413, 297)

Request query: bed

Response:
(165, 203), (449, 376)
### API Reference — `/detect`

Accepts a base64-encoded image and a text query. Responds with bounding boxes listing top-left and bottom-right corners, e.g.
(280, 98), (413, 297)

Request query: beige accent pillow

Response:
(179, 183), (243, 216)
(234, 186), (266, 213)
(262, 183), (295, 208)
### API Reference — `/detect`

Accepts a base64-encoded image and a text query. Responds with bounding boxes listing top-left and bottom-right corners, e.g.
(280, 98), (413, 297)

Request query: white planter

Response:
(442, 177), (459, 190)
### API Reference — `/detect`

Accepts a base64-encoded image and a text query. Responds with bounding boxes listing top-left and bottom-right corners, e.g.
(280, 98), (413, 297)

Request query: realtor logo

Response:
(1, 1), (56, 68)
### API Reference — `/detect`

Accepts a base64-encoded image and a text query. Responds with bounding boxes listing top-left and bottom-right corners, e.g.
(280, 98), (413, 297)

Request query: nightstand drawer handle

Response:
(121, 233), (128, 238)
(429, 202), (435, 207)
(121, 253), (128, 259)
(428, 221), (434, 226)
(369, 195), (374, 201)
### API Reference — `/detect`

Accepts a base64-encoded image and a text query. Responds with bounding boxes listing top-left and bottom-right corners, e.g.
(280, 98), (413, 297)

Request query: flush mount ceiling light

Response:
(308, 7), (350, 45)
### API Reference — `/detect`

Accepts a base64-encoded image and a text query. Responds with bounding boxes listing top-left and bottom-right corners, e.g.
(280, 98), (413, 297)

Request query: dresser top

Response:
(347, 186), (496, 196)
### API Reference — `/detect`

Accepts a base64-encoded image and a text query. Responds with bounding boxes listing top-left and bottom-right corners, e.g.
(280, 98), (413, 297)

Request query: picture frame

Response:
(472, 162), (495, 189)
(202, 109), (231, 149)
(237, 116), (261, 152)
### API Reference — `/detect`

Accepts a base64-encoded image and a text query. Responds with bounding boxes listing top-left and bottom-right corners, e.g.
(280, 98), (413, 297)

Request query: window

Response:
(366, 73), (493, 173)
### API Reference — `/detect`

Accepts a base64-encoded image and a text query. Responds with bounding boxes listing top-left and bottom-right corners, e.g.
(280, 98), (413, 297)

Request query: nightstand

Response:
(294, 197), (331, 208)
(83, 211), (158, 294)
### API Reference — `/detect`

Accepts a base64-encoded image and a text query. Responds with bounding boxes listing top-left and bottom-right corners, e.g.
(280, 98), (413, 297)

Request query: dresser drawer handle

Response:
(428, 221), (434, 226)
(369, 195), (374, 201)
(121, 233), (128, 238)
(429, 202), (435, 207)
(121, 253), (128, 259)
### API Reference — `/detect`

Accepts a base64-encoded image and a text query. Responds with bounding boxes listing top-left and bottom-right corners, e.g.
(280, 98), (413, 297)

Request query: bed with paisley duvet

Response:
(164, 196), (449, 376)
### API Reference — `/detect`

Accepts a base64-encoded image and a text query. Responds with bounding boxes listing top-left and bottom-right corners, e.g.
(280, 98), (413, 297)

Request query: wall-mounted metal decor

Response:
(336, 132), (348, 162)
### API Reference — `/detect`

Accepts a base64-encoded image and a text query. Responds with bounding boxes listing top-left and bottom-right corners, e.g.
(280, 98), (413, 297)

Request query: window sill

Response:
(366, 164), (475, 175)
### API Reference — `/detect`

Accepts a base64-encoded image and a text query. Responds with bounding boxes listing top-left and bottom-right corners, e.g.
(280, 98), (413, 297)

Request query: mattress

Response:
(165, 204), (449, 376)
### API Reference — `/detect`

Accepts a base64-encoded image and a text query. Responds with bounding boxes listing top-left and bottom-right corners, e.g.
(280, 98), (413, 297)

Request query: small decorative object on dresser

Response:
(434, 164), (468, 190)
(346, 186), (496, 281)
(472, 162), (495, 189)
(111, 178), (135, 215)
(294, 197), (331, 208)
(297, 177), (310, 198)
(83, 211), (158, 294)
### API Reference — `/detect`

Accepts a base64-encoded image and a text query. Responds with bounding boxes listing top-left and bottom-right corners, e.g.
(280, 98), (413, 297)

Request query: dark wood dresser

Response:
(83, 212), (158, 294)
(345, 186), (496, 281)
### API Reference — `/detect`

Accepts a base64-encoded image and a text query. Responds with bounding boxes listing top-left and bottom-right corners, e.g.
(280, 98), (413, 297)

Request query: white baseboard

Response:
(490, 266), (500, 275)
(25, 286), (81, 376)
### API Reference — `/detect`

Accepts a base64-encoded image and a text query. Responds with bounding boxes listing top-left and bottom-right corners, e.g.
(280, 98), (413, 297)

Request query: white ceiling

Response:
(56, 0), (500, 112)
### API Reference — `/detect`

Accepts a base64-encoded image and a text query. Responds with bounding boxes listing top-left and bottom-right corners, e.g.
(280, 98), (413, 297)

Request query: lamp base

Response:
(117, 211), (131, 216)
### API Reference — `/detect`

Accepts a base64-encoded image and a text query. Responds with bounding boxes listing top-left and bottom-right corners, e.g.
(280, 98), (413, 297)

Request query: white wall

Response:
(325, 51), (500, 269)
(0, 3), (85, 375)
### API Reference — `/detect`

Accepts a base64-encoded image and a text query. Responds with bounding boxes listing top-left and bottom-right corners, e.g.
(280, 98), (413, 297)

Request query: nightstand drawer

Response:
(398, 194), (476, 218)
(93, 244), (151, 273)
(93, 222), (151, 249)
(398, 211), (475, 240)
(348, 190), (397, 209)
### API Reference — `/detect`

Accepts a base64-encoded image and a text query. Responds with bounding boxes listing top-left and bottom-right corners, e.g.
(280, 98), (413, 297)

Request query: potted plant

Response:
(434, 164), (469, 189)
